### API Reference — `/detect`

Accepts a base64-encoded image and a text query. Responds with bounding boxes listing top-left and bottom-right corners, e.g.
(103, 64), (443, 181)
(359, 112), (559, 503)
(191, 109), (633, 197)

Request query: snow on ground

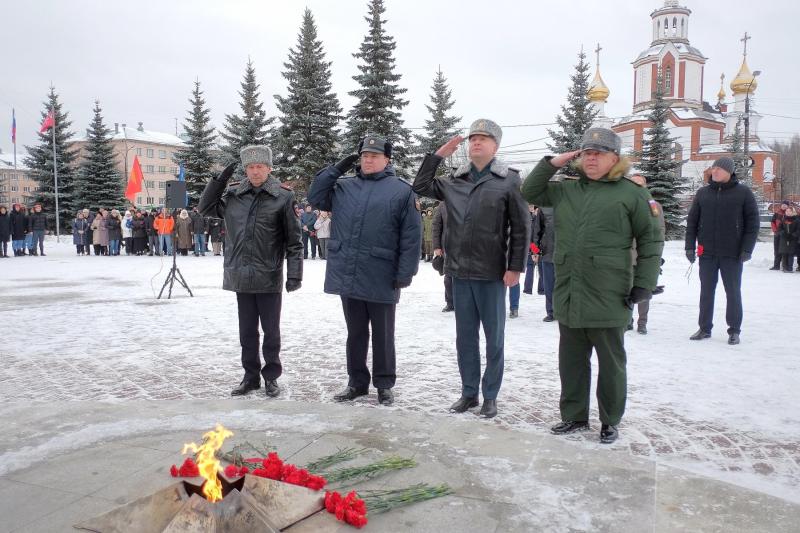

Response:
(0, 238), (798, 502)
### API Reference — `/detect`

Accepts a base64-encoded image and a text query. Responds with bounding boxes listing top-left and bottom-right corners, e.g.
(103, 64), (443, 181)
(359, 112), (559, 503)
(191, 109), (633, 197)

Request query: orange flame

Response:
(182, 424), (234, 502)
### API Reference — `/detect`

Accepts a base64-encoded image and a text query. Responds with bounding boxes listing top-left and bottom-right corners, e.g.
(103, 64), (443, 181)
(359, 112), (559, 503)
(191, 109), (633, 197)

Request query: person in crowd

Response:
(685, 157), (759, 346)
(191, 207), (207, 256)
(432, 201), (453, 312)
(208, 216), (224, 256)
(314, 211), (332, 259)
(10, 203), (27, 256)
(199, 144), (303, 399)
(770, 202), (788, 271)
(28, 203), (47, 256)
(627, 175), (665, 335)
(154, 208), (174, 256)
(778, 206), (799, 273)
(145, 209), (158, 255)
(310, 134), (421, 407)
(535, 206), (556, 322)
(522, 127), (663, 444)
(422, 208), (434, 261)
(83, 209), (94, 255)
(0, 205), (10, 258)
(131, 210), (148, 255)
(122, 210), (134, 255)
(107, 209), (123, 256)
(72, 211), (89, 255)
(523, 204), (539, 294)
(175, 208), (193, 256)
(300, 205), (318, 259)
(92, 210), (109, 256)
(414, 119), (530, 419)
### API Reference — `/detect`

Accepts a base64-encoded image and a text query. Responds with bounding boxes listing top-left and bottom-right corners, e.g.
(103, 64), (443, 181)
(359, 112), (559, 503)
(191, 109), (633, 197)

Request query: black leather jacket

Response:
(199, 176), (302, 293)
(413, 154), (530, 281)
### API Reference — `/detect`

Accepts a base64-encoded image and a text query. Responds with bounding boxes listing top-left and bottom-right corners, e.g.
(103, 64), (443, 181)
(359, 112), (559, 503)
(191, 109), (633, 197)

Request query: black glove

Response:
(685, 249), (696, 263)
(651, 285), (665, 296)
(393, 279), (412, 289)
(285, 278), (301, 292)
(431, 255), (444, 276)
(739, 251), (752, 263)
(334, 154), (359, 174)
(216, 162), (237, 182)
(624, 286), (652, 309)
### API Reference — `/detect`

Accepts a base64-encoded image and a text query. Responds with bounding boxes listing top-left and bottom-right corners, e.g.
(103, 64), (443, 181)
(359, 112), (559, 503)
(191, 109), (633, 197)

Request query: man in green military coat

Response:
(521, 127), (664, 444)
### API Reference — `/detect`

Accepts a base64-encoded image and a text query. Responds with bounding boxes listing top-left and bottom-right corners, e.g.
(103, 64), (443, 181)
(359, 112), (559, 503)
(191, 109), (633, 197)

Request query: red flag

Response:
(39, 110), (55, 133)
(125, 156), (144, 204)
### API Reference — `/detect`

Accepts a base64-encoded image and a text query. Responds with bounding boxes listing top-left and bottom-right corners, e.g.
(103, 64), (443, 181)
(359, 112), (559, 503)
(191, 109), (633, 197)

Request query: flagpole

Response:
(12, 109), (17, 170)
(51, 107), (60, 243)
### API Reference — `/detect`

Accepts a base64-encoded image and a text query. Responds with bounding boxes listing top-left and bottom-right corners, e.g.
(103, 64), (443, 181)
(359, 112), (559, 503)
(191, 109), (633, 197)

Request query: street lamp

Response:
(743, 70), (761, 185)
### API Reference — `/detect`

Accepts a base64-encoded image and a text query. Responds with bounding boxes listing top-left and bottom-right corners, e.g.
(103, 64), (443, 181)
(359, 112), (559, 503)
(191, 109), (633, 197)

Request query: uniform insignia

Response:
(369, 139), (375, 145)
(592, 132), (600, 140)
(280, 183), (292, 191)
(478, 121), (485, 130)
(648, 199), (660, 217)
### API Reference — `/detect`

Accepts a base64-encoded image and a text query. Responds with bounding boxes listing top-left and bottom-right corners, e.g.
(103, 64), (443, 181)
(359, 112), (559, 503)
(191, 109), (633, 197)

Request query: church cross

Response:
(741, 32), (751, 57)
(595, 43), (602, 68)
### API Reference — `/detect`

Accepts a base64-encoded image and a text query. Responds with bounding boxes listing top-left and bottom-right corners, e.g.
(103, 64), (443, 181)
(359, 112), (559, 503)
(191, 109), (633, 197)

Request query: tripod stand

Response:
(158, 232), (193, 299)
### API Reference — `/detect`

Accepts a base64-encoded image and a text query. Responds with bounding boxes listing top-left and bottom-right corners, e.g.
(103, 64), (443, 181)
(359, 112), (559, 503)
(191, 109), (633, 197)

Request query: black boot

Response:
(689, 329), (711, 341)
(231, 379), (260, 396)
(449, 396), (478, 413)
(727, 333), (740, 345)
(442, 305), (454, 312)
(377, 388), (394, 406)
(509, 309), (519, 319)
(264, 379), (280, 398)
(637, 324), (647, 335)
(600, 424), (618, 444)
(480, 399), (497, 418)
(551, 420), (590, 434)
(333, 386), (368, 402)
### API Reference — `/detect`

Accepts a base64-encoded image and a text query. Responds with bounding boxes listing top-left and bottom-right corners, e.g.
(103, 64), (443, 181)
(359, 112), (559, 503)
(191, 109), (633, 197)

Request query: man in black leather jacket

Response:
(199, 145), (303, 398)
(413, 119), (530, 418)
(685, 157), (759, 345)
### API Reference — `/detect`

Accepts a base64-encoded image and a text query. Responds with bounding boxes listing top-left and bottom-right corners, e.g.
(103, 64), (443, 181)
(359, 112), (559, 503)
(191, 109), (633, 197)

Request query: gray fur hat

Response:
(580, 127), (622, 154)
(468, 119), (502, 146)
(240, 145), (273, 167)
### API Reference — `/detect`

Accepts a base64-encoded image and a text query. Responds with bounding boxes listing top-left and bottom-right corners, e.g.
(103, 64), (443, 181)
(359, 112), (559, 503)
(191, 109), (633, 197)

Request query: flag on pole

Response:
(39, 110), (55, 133)
(125, 155), (144, 204)
(178, 162), (189, 205)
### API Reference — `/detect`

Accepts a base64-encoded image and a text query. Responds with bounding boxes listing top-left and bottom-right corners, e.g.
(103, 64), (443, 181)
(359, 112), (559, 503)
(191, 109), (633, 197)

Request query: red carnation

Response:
(178, 458), (200, 477)
(345, 509), (368, 528)
(170, 464), (179, 477)
(305, 474), (327, 491)
(224, 464), (238, 477)
(240, 466), (249, 475)
(251, 467), (269, 478)
(697, 244), (704, 257)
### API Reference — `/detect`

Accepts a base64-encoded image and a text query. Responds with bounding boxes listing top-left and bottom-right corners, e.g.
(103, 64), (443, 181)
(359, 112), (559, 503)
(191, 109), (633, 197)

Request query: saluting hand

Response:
(435, 135), (464, 158)
(551, 150), (581, 168)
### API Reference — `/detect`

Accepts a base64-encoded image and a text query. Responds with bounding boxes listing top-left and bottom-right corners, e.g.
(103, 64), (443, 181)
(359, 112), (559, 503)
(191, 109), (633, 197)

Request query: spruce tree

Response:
(635, 76), (684, 239)
(74, 100), (123, 211)
(547, 50), (598, 153)
(24, 86), (77, 233)
(344, 0), (412, 176)
(415, 67), (462, 173)
(174, 80), (217, 204)
(274, 8), (342, 194)
(726, 117), (749, 185)
(219, 59), (275, 178)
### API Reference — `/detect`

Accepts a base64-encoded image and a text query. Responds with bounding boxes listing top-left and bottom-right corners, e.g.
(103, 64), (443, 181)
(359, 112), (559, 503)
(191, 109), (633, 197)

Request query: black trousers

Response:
(698, 255), (743, 334)
(236, 292), (283, 383)
(444, 275), (453, 307)
(773, 234), (781, 269)
(341, 297), (396, 390)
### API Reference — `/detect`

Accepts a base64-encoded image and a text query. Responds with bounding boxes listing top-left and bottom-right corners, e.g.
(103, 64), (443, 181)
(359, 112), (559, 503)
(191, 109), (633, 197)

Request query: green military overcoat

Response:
(522, 157), (664, 328)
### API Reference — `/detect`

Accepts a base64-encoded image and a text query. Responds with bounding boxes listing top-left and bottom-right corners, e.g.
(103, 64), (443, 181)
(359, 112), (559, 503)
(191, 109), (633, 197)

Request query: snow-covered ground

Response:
(1, 238), (798, 503)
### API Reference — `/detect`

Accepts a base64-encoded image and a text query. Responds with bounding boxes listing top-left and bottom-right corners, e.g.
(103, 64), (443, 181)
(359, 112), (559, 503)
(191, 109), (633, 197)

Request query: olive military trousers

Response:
(557, 323), (627, 426)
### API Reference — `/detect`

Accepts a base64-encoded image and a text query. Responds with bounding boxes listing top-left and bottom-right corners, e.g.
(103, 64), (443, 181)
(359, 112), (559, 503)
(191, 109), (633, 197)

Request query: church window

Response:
(664, 18), (669, 36)
(657, 20), (661, 36)
(665, 66), (672, 93)
(681, 18), (685, 37)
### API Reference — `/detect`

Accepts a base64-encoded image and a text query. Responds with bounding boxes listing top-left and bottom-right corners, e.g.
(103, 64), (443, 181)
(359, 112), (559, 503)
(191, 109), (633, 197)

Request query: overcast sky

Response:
(1, 0), (797, 170)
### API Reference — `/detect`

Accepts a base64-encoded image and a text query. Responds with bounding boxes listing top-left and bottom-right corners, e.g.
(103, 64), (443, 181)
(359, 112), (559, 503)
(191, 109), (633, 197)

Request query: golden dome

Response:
(588, 69), (610, 103)
(717, 74), (726, 101)
(730, 59), (758, 95)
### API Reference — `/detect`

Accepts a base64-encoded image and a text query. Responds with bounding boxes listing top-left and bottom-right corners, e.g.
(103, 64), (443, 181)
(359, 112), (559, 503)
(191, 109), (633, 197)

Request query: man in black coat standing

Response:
(199, 145), (303, 397)
(685, 157), (759, 345)
(413, 119), (530, 418)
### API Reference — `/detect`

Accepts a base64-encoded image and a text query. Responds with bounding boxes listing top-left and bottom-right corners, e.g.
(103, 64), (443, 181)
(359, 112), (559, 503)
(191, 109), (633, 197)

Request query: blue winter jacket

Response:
(308, 164), (421, 304)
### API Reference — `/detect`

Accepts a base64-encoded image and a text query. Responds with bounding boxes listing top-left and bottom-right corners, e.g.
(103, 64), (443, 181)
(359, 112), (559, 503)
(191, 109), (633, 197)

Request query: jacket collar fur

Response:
(453, 159), (513, 180)
(234, 176), (282, 197)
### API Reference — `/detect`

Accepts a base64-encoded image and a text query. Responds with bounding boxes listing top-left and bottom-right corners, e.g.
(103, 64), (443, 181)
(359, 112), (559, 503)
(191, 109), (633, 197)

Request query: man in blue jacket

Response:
(309, 134), (421, 406)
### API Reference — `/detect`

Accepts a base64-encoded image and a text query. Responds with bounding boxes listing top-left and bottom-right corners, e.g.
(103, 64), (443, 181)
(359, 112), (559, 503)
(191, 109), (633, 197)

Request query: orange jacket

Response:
(153, 215), (174, 235)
